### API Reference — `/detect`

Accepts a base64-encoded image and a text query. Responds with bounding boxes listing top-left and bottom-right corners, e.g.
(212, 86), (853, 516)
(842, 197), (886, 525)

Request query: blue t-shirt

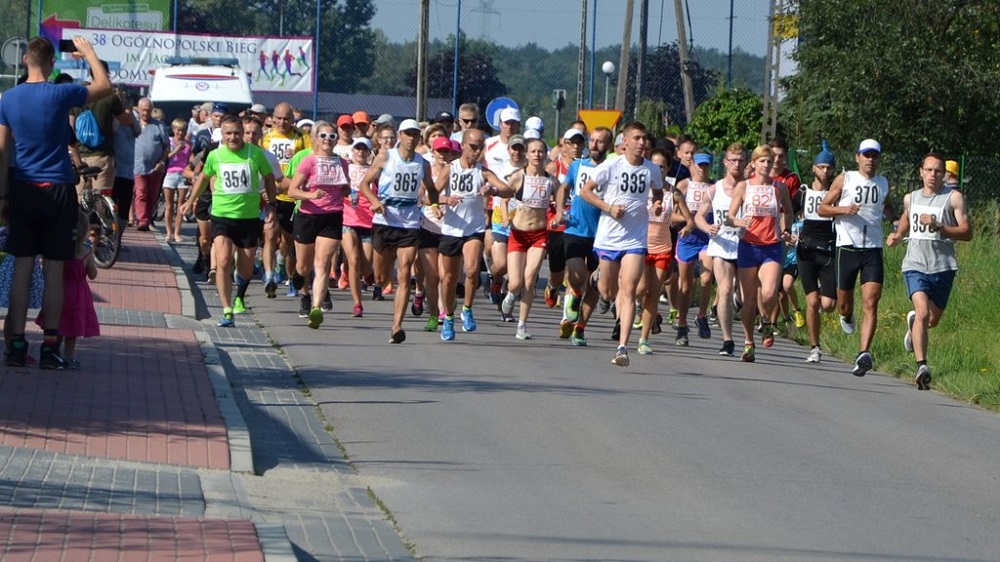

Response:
(563, 158), (603, 239)
(0, 82), (88, 184)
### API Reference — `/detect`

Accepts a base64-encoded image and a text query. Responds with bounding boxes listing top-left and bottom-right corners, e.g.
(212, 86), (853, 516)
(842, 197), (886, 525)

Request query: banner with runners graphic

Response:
(60, 28), (314, 93)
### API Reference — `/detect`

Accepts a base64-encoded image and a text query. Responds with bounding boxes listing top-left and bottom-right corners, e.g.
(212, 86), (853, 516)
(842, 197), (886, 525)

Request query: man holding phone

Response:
(74, 56), (132, 195)
(0, 36), (112, 369)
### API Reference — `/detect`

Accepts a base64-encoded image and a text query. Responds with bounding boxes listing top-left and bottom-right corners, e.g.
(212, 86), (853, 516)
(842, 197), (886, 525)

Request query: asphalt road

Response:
(247, 279), (1000, 562)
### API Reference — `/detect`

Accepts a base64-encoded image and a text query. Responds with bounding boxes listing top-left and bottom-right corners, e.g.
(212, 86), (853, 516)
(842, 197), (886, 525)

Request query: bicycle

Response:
(77, 166), (122, 269)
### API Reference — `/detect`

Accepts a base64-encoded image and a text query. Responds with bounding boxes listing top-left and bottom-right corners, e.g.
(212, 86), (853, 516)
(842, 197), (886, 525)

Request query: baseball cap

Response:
(562, 128), (585, 141)
(296, 119), (314, 129)
(374, 113), (393, 125)
(353, 137), (373, 150)
(212, 102), (229, 114)
(432, 137), (452, 152)
(693, 152), (713, 166)
(945, 160), (959, 176)
(449, 140), (462, 153)
(249, 103), (267, 114)
(352, 111), (370, 125)
(857, 139), (881, 154)
(523, 129), (541, 140)
(525, 116), (544, 131)
(397, 118), (421, 133)
(200, 102), (214, 113)
(614, 133), (624, 146)
(337, 115), (355, 128)
(433, 111), (455, 124)
(499, 107), (521, 123)
(508, 135), (526, 148)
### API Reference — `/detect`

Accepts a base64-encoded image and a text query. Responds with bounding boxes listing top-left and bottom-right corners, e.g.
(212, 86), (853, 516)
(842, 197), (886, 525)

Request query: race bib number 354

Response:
(218, 162), (253, 195)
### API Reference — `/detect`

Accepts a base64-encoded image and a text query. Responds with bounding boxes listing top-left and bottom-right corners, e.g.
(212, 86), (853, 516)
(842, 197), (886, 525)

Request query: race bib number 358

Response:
(218, 162), (253, 195)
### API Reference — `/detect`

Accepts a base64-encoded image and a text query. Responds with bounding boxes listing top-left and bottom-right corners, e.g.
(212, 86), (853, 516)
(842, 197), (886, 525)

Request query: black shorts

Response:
(563, 233), (599, 272)
(7, 181), (79, 260)
(438, 232), (485, 257)
(797, 246), (836, 299)
(195, 193), (212, 222)
(372, 224), (420, 253)
(418, 227), (441, 250)
(211, 216), (263, 249)
(546, 230), (566, 273)
(275, 200), (296, 233)
(293, 211), (343, 244)
(783, 264), (799, 279)
(836, 246), (884, 291)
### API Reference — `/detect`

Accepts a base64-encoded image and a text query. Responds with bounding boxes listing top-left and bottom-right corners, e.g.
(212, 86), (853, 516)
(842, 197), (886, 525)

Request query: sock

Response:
(43, 329), (59, 346)
(462, 305), (471, 312)
(518, 321), (526, 328)
(223, 307), (233, 314)
(445, 315), (454, 320)
(236, 277), (251, 299)
(574, 322), (586, 331)
(917, 359), (927, 367)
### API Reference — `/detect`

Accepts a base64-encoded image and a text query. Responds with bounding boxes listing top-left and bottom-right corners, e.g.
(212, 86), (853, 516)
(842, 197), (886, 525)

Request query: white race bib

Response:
(218, 162), (252, 195)
(908, 203), (942, 241)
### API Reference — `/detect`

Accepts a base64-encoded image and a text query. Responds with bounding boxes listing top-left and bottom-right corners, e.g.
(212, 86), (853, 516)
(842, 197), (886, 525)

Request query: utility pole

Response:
(577, 0), (587, 112)
(761, 0), (781, 141)
(416, 0), (430, 121)
(674, 0), (695, 123)
(615, 0), (634, 112)
(636, 0), (648, 119)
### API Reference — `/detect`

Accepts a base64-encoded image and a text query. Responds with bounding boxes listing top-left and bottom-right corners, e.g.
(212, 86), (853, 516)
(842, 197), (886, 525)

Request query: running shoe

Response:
(611, 345), (629, 367)
(441, 317), (456, 341)
(761, 323), (775, 348)
(338, 270), (350, 291)
(571, 328), (587, 347)
(411, 293), (425, 317)
(38, 343), (67, 370)
(461, 307), (477, 332)
(651, 313), (663, 335)
(308, 307), (324, 329)
(5, 338), (28, 367)
(741, 343), (756, 363)
(516, 325), (532, 340)
(286, 284), (298, 297)
(298, 295), (311, 318)
(501, 291), (516, 317)
(632, 303), (643, 329)
(500, 311), (516, 323)
(218, 311), (235, 328)
(806, 346), (822, 363)
(383, 283), (394, 297)
(915, 364), (932, 390)
(597, 297), (611, 315)
(611, 320), (621, 341)
(903, 310), (916, 352)
(852, 351), (873, 377)
(708, 305), (719, 326)
(265, 277), (277, 299)
(659, 291), (669, 305)
(637, 339), (652, 355)
(352, 303), (364, 318)
(696, 316), (711, 339)
(675, 325), (689, 346)
(719, 340), (735, 356)
(840, 314), (855, 334)
(559, 319), (573, 339)
(321, 291), (333, 312)
(544, 284), (557, 308)
(389, 330), (406, 344)
(563, 291), (581, 323)
(372, 286), (384, 301)
(669, 308), (680, 329)
(424, 316), (439, 331)
(207, 269), (217, 285)
(233, 297), (247, 314)
(732, 293), (742, 314)
(793, 310), (806, 328)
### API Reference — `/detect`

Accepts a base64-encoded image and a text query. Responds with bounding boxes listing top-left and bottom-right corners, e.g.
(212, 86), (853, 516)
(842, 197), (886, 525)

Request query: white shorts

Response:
(162, 171), (189, 189)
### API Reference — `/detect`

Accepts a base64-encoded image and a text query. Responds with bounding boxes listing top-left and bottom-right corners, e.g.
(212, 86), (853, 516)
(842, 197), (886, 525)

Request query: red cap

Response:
(337, 115), (355, 128)
(432, 137), (452, 152)
(450, 140), (462, 153)
(352, 111), (370, 125)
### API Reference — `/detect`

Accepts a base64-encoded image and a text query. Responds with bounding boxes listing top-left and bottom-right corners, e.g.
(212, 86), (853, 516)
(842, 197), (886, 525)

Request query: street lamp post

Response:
(602, 61), (615, 109)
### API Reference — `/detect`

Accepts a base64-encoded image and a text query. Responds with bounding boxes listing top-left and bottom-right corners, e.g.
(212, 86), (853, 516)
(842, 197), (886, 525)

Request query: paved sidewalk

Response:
(0, 226), (412, 560)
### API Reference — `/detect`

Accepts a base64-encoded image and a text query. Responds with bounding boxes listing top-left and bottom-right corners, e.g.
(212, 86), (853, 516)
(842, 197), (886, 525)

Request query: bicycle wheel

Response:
(91, 195), (122, 269)
(154, 191), (166, 222)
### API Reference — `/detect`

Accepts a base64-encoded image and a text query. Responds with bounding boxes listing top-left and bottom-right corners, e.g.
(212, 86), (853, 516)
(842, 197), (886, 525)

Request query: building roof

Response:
(252, 91), (453, 121)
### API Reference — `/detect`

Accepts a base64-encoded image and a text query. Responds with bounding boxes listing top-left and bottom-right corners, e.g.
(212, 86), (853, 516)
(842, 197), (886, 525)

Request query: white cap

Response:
(249, 103), (267, 114)
(614, 133), (624, 146)
(523, 128), (541, 140)
(857, 139), (881, 154)
(499, 107), (521, 123)
(397, 119), (421, 133)
(525, 116), (544, 131)
(353, 137), (373, 150)
(562, 128), (585, 141)
(296, 119), (315, 129)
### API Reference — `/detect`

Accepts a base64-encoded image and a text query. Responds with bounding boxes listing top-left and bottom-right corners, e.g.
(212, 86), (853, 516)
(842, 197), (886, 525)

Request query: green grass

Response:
(790, 201), (1000, 408)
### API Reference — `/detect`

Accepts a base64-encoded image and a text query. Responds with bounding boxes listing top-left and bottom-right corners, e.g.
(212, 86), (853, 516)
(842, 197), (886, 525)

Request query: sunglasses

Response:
(316, 132), (337, 140)
(466, 143), (484, 150)
(460, 118), (477, 124)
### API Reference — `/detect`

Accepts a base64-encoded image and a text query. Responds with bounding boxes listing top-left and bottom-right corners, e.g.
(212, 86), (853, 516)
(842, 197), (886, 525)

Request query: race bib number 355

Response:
(218, 162), (253, 195)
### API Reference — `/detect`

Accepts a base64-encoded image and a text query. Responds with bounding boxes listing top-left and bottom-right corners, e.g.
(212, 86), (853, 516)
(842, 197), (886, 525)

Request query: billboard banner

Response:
(62, 28), (314, 93)
(38, 0), (171, 40)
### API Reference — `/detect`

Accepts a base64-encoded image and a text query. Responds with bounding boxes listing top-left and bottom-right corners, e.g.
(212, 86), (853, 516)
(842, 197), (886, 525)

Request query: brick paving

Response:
(90, 230), (183, 315)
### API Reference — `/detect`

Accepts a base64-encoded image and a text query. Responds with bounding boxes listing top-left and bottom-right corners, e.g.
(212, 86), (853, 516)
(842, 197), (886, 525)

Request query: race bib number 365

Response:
(218, 162), (252, 195)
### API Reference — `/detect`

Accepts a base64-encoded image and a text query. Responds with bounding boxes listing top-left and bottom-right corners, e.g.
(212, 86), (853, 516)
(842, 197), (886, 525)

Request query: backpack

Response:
(75, 109), (105, 149)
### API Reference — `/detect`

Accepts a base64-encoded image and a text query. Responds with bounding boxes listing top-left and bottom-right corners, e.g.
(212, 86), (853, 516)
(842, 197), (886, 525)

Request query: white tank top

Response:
(707, 180), (742, 260)
(593, 157), (664, 251)
(442, 160), (487, 237)
(835, 171), (889, 248)
(372, 148), (424, 229)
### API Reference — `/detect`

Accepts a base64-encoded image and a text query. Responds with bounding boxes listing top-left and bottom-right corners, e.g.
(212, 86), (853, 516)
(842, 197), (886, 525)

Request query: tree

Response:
(405, 34), (507, 114)
(785, 0), (1000, 155)
(685, 88), (763, 153)
(630, 42), (719, 128)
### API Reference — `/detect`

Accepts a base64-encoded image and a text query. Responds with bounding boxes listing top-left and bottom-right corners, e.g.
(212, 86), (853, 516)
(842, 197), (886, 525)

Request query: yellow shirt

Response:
(261, 129), (307, 202)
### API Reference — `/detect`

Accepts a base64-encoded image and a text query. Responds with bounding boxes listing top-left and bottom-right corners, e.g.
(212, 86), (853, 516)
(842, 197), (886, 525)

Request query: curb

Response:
(256, 523), (298, 562)
(195, 330), (255, 473)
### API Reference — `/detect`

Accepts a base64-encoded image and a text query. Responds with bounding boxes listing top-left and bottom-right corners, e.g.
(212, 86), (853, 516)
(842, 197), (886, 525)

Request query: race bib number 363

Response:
(218, 162), (253, 195)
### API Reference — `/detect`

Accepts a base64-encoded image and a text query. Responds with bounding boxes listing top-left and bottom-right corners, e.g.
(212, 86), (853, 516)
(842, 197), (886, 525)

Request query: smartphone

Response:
(58, 39), (78, 53)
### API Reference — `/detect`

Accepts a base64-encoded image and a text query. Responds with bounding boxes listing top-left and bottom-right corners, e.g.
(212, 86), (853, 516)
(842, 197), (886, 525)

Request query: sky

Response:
(370, 0), (773, 56)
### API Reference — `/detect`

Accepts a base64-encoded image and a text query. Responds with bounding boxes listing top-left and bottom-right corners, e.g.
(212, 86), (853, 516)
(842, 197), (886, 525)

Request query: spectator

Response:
(75, 59), (132, 195)
(132, 98), (171, 231)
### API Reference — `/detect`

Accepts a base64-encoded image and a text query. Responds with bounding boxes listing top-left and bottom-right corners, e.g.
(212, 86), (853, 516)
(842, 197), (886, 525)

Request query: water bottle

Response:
(350, 189), (359, 207)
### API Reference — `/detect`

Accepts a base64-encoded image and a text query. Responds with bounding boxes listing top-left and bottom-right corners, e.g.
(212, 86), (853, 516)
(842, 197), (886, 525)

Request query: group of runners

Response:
(180, 97), (972, 390)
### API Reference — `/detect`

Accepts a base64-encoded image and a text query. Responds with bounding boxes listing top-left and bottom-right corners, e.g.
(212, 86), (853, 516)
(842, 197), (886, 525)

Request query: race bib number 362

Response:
(218, 162), (253, 195)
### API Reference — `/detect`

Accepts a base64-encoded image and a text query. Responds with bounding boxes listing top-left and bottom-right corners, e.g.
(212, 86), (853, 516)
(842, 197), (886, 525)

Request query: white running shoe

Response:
(840, 314), (856, 334)
(903, 310), (916, 352)
(501, 291), (516, 317)
(515, 325), (532, 340)
(806, 346), (822, 363)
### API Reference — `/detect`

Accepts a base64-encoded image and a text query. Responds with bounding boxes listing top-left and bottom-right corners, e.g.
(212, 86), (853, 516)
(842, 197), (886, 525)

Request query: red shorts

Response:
(645, 250), (675, 271)
(508, 228), (548, 253)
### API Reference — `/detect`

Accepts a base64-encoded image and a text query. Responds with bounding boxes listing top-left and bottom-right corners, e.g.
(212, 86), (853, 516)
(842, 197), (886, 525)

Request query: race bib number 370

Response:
(218, 162), (252, 195)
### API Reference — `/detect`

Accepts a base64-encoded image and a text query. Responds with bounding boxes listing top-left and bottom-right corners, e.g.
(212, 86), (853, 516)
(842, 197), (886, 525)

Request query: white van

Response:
(149, 57), (252, 107)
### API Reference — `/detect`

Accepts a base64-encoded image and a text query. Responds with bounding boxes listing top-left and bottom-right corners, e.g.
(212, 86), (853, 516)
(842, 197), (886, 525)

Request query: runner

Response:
(333, 115), (355, 158)
(260, 102), (307, 298)
(578, 122), (665, 367)
(357, 119), (438, 343)
(886, 153), (972, 389)
(181, 115), (277, 328)
(487, 135), (527, 314)
(342, 137), (375, 318)
(552, 126), (613, 346)
(450, 103), (480, 142)
(796, 144), (838, 363)
(483, 107), (519, 170)
(818, 139), (895, 377)
(673, 151), (716, 345)
(434, 128), (514, 341)
(695, 142), (746, 356)
(726, 144), (794, 362)
(501, 138), (559, 339)
(417, 137), (459, 331)
(368, 123), (399, 301)
(543, 128), (586, 312)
